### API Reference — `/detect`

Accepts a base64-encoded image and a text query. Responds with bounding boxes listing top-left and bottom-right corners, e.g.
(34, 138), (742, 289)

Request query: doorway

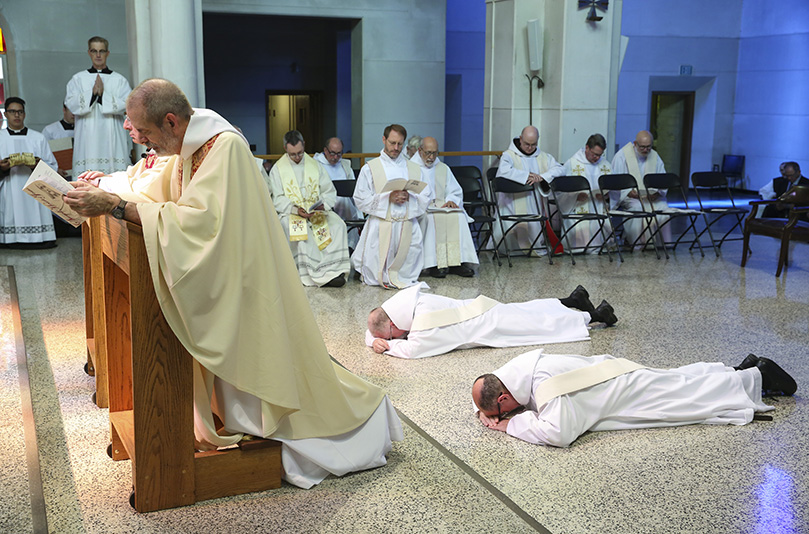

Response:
(650, 92), (695, 183)
(266, 92), (323, 155)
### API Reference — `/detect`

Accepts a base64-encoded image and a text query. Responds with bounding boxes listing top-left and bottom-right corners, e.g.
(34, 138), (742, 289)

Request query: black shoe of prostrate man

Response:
(560, 285), (596, 313)
(745, 355), (797, 396)
(589, 300), (618, 326)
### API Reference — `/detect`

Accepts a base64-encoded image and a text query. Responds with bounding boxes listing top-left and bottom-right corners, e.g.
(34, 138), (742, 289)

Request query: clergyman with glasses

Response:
(65, 36), (132, 176)
(313, 136), (364, 249)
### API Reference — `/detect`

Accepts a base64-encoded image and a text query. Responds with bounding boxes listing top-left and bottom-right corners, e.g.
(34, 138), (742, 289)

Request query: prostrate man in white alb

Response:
(65, 36), (132, 176)
(64, 78), (402, 489)
(473, 351), (796, 447)
(412, 136), (478, 278)
(0, 97), (59, 248)
(352, 124), (432, 288)
(366, 283), (616, 359)
(313, 136), (363, 249)
(610, 130), (670, 247)
(268, 130), (350, 288)
(495, 125), (564, 253)
(560, 133), (612, 253)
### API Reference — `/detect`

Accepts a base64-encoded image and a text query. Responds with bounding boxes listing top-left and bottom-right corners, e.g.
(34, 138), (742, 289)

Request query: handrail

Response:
(255, 150), (503, 168)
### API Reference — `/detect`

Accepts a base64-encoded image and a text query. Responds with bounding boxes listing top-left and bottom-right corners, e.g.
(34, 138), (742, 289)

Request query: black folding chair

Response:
(452, 165), (498, 261)
(332, 179), (366, 240)
(690, 171), (748, 250)
(549, 175), (614, 264)
(643, 173), (718, 258)
(486, 167), (551, 267)
(598, 173), (660, 260)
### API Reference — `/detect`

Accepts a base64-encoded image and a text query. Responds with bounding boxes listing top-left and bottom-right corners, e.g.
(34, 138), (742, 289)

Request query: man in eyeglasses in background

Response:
(758, 161), (809, 218)
(65, 36), (132, 177)
(412, 136), (478, 278)
(610, 130), (671, 248)
(0, 97), (59, 248)
(314, 136), (364, 249)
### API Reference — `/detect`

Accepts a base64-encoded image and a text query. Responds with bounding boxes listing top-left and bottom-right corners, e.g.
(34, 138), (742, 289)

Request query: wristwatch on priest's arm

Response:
(110, 198), (127, 220)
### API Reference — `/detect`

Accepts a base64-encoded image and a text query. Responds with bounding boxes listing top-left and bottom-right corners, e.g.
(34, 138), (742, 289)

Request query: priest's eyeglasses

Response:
(421, 150), (438, 158)
(4, 109), (24, 115)
(89, 49), (108, 55)
(325, 148), (342, 157)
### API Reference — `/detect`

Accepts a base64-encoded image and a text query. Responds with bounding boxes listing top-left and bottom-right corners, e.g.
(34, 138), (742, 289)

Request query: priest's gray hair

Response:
(407, 135), (423, 151)
(283, 130), (305, 148)
(474, 374), (504, 411)
(368, 307), (391, 339)
(128, 78), (193, 125)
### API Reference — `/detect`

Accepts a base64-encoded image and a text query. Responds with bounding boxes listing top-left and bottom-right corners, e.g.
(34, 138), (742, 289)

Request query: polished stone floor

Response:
(1, 223), (807, 533)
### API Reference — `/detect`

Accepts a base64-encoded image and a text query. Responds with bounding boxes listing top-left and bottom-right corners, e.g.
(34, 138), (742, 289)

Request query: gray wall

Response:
(0, 0), (131, 132)
(203, 0), (447, 156)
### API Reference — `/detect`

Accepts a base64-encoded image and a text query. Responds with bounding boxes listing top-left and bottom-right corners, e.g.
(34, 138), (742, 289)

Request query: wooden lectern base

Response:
(84, 216), (283, 512)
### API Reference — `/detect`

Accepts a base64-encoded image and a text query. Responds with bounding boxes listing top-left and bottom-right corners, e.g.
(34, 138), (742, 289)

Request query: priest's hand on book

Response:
(64, 181), (119, 217)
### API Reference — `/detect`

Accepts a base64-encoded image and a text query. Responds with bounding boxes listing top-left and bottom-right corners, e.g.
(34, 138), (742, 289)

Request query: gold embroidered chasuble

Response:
(275, 153), (332, 250)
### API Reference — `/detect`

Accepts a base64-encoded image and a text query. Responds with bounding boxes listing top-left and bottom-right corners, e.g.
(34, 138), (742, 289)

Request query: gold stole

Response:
(431, 163), (461, 268)
(277, 154), (332, 250)
(533, 358), (646, 410)
(621, 143), (659, 196)
(506, 149), (550, 213)
(368, 158), (422, 289)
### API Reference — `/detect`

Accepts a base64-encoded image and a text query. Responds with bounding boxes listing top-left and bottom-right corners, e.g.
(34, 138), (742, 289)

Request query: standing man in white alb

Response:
(560, 133), (612, 252)
(314, 136), (363, 249)
(610, 130), (669, 247)
(0, 97), (59, 248)
(495, 125), (564, 253)
(268, 130), (350, 288)
(66, 36), (132, 176)
(411, 136), (477, 278)
(352, 124), (432, 289)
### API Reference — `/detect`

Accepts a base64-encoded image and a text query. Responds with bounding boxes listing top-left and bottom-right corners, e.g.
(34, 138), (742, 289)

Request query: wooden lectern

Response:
(83, 215), (281, 512)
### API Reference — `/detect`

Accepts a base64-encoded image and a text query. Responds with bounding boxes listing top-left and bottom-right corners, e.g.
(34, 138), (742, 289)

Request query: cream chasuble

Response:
(136, 110), (384, 447)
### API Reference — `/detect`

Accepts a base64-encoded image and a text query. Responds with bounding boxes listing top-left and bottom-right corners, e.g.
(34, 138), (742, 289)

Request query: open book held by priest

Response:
(22, 160), (87, 227)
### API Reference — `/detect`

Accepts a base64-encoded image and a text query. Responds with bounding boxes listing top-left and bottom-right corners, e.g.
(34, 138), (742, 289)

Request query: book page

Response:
(380, 178), (427, 194)
(22, 160), (87, 227)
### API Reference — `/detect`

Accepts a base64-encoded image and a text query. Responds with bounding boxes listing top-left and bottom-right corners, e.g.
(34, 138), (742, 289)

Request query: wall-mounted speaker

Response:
(527, 19), (543, 71)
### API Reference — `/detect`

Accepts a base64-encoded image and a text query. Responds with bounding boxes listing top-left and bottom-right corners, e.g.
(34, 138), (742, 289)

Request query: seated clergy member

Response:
(412, 136), (478, 277)
(473, 351), (796, 447)
(313, 136), (364, 249)
(610, 130), (670, 247)
(352, 124), (432, 288)
(0, 97), (60, 248)
(366, 283), (617, 359)
(268, 130), (350, 287)
(64, 78), (402, 489)
(560, 133), (612, 253)
(495, 125), (565, 253)
(758, 161), (809, 218)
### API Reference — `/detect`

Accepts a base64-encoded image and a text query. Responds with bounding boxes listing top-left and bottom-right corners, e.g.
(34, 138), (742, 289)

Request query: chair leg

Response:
(740, 226), (751, 267)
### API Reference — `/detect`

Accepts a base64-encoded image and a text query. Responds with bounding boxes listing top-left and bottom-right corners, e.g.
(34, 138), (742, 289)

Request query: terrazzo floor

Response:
(1, 220), (807, 534)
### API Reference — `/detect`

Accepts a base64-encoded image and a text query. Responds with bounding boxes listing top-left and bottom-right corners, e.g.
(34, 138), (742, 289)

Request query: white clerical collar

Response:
(180, 108), (248, 160)
(379, 149), (405, 165)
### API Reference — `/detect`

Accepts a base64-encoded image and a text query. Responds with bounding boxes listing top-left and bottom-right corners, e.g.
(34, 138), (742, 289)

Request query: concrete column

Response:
(125, 0), (205, 107)
(484, 0), (622, 163)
